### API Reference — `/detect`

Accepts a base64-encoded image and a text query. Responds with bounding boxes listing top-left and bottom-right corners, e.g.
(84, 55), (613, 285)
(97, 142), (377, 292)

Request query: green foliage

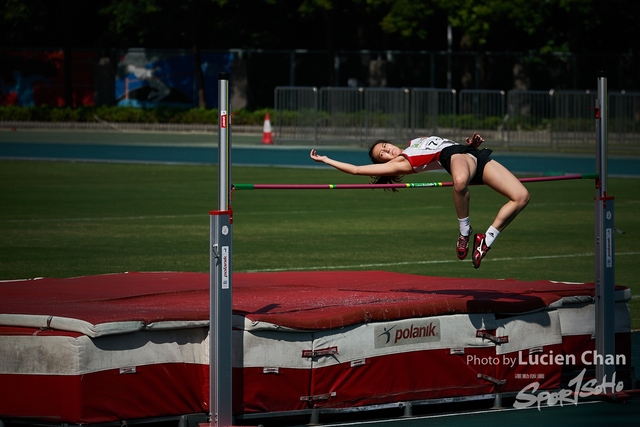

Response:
(456, 114), (503, 130)
(232, 108), (274, 126)
(0, 106), (31, 121)
(376, 0), (434, 39)
(2, 0), (638, 54)
(99, 0), (227, 47)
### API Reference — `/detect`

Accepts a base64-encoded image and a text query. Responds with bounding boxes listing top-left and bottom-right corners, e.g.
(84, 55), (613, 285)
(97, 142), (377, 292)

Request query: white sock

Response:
(458, 217), (471, 236)
(485, 226), (500, 247)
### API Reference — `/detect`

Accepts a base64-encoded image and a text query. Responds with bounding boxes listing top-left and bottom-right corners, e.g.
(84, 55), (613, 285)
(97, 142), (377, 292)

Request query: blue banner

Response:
(115, 49), (232, 108)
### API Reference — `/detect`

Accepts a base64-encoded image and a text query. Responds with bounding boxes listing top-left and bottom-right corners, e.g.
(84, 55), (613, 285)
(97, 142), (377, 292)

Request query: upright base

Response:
(210, 211), (233, 427)
(595, 197), (616, 389)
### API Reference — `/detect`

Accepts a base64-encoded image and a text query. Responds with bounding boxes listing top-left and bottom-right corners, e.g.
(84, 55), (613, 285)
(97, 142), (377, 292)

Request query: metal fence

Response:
(319, 87), (364, 143)
(364, 88), (411, 142)
(458, 90), (506, 145)
(411, 88), (457, 142)
(273, 86), (318, 143)
(274, 86), (640, 155)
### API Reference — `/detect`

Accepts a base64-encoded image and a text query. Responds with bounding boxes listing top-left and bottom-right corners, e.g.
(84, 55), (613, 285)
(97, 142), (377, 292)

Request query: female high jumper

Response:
(309, 133), (530, 268)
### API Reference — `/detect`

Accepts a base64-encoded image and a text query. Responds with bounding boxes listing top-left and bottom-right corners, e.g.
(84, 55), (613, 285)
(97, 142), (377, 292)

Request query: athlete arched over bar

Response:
(309, 133), (530, 268)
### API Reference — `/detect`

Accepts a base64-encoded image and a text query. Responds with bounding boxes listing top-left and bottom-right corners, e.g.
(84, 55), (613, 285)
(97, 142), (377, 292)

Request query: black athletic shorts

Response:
(438, 145), (493, 185)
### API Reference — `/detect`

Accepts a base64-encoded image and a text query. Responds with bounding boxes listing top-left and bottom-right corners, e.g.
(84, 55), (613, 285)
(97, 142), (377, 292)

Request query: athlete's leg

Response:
(471, 159), (529, 268)
(449, 154), (478, 260)
(481, 160), (530, 231)
(449, 154), (477, 220)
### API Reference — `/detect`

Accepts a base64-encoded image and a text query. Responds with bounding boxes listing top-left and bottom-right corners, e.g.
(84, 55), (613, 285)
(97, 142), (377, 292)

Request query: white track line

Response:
(241, 252), (640, 273)
(2, 207), (442, 223)
(3, 214), (205, 223)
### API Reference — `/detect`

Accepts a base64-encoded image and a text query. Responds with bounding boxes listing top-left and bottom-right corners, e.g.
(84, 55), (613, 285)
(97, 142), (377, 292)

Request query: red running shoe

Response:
(472, 233), (490, 269)
(456, 227), (472, 260)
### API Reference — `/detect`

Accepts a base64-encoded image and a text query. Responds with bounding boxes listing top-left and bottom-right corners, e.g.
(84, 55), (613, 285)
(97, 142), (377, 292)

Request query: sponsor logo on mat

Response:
(374, 319), (440, 348)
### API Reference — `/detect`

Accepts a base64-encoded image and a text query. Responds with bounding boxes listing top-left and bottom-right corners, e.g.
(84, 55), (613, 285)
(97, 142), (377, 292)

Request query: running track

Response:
(0, 130), (639, 177)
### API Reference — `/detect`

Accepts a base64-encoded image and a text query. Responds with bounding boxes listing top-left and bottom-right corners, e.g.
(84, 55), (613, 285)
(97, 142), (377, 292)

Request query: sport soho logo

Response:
(374, 319), (440, 349)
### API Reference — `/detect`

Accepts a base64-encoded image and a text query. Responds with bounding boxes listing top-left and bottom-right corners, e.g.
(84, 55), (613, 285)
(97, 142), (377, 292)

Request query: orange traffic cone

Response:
(262, 112), (273, 144)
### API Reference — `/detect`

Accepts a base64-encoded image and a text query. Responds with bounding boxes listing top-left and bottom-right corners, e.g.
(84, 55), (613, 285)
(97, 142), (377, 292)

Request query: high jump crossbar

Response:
(233, 173), (598, 191)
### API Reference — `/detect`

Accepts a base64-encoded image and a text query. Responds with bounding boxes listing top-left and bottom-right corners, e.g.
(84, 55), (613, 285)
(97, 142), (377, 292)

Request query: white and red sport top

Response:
(400, 136), (457, 173)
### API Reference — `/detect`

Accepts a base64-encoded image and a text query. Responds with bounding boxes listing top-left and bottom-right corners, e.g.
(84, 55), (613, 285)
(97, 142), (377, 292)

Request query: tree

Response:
(366, 0), (639, 88)
(3, 0), (639, 93)
(1, 0), (111, 48)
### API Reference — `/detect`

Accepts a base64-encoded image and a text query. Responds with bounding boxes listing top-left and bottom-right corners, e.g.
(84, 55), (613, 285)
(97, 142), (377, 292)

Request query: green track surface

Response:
(1, 160), (638, 329)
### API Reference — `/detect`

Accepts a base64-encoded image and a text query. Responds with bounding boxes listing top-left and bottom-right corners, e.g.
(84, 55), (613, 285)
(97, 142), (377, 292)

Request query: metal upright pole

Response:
(594, 70), (616, 390)
(210, 72), (233, 427)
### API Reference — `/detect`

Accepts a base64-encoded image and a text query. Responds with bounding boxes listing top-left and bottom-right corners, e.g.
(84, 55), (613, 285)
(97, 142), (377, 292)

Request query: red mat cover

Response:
(0, 271), (631, 422)
(0, 271), (599, 332)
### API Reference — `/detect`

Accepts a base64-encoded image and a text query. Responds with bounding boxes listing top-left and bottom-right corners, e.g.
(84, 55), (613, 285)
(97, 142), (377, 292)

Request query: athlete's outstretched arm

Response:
(310, 149), (414, 176)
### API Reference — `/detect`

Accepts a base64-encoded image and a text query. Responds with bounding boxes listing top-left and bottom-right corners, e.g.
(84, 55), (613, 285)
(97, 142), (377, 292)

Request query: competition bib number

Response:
(409, 137), (452, 151)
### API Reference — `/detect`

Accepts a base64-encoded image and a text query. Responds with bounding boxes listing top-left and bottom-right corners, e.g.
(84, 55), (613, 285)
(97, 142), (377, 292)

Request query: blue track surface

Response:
(1, 141), (639, 177)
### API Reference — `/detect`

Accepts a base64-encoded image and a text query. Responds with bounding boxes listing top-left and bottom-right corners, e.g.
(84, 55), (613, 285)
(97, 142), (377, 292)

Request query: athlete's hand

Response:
(310, 149), (328, 163)
(465, 132), (484, 148)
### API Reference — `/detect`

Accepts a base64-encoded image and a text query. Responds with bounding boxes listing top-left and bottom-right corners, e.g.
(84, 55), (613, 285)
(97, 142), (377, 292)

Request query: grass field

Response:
(1, 159), (638, 328)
